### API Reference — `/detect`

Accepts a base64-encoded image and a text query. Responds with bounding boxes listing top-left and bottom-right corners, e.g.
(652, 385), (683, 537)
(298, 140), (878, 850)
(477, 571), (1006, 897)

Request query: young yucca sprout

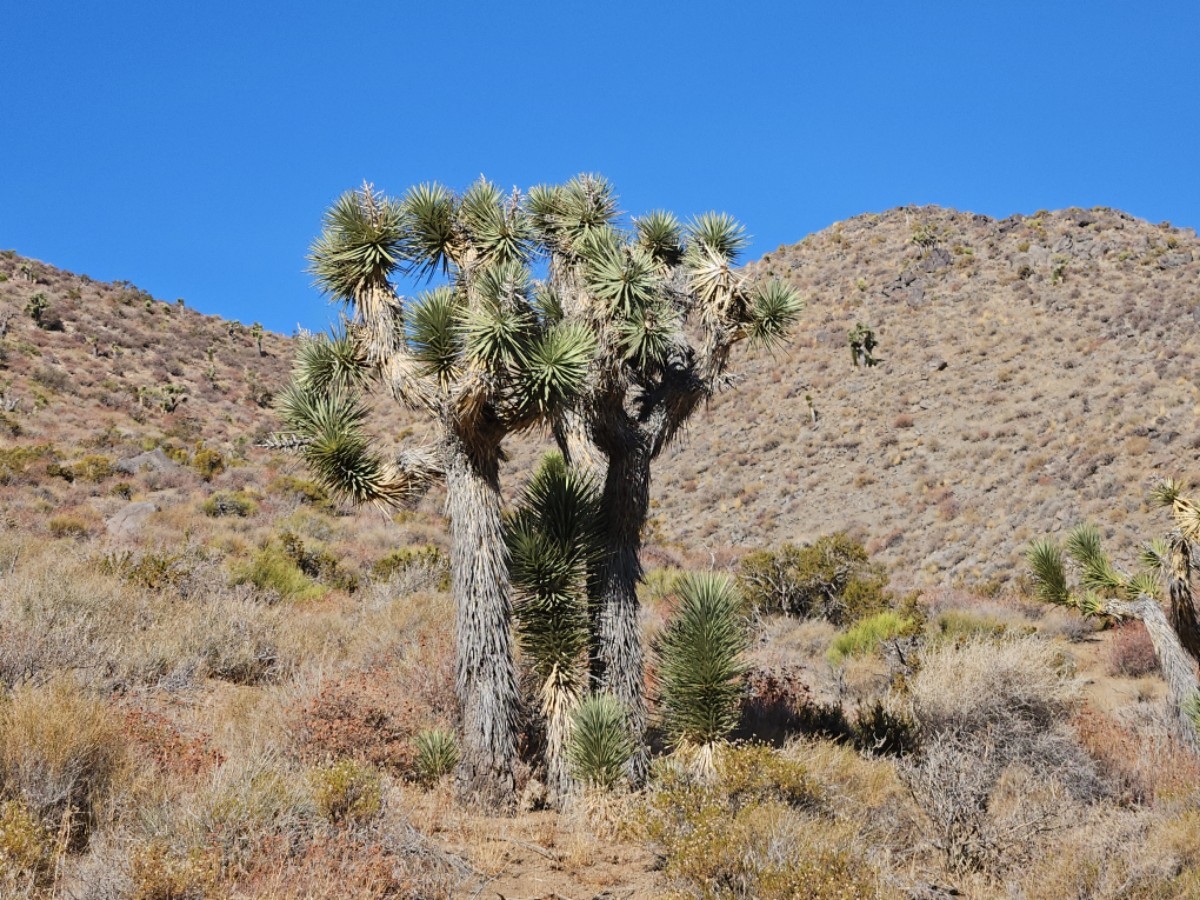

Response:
(566, 693), (635, 792)
(414, 728), (459, 786)
(654, 572), (748, 775)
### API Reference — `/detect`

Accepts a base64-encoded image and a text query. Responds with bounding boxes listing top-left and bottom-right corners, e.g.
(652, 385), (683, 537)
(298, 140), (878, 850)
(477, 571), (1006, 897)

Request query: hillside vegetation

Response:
(1, 206), (1199, 898)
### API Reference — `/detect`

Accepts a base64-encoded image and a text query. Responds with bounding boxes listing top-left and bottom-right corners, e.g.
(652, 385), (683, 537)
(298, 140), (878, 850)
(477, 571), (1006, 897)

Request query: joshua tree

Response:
(277, 182), (594, 809)
(525, 175), (804, 778)
(1027, 478), (1200, 751)
(250, 322), (265, 356)
(507, 453), (605, 801)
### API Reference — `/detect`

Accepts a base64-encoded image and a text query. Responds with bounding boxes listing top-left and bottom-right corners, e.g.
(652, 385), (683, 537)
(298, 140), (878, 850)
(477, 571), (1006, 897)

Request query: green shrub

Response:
(281, 531), (358, 592)
(233, 546), (323, 601)
(191, 447), (225, 481)
(566, 694), (634, 791)
(267, 474), (334, 511)
(202, 490), (257, 518)
(826, 610), (916, 665)
(309, 759), (382, 825)
(737, 533), (888, 625)
(638, 745), (872, 900)
(100, 549), (189, 591)
(413, 728), (459, 786)
(0, 799), (54, 892)
(370, 545), (449, 591)
(933, 609), (1012, 643)
(0, 444), (55, 485)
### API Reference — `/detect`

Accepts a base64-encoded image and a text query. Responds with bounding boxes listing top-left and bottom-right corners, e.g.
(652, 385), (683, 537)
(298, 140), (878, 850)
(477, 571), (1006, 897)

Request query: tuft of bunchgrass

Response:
(826, 610), (916, 665)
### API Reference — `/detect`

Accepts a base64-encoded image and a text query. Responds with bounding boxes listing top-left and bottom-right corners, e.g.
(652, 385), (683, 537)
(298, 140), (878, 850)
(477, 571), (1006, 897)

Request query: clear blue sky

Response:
(3, 2), (1197, 334)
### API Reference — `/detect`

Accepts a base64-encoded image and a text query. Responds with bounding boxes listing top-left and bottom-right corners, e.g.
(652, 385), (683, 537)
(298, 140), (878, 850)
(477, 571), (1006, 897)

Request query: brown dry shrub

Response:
(292, 640), (455, 777)
(1072, 704), (1200, 805)
(1105, 620), (1159, 677)
(120, 707), (224, 780)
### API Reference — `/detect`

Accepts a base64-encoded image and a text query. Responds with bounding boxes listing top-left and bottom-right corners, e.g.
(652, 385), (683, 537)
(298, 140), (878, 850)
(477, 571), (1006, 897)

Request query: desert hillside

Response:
(647, 205), (1200, 587)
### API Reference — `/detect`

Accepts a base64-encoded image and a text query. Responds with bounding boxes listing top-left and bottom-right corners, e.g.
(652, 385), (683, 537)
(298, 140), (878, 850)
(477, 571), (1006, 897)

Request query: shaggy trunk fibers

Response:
(1108, 594), (1200, 752)
(446, 437), (519, 810)
(592, 444), (651, 785)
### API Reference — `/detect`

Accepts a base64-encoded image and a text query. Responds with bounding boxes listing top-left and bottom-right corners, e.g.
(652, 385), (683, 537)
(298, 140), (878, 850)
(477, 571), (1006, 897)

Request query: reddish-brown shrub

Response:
(120, 707), (224, 778)
(1106, 621), (1159, 677)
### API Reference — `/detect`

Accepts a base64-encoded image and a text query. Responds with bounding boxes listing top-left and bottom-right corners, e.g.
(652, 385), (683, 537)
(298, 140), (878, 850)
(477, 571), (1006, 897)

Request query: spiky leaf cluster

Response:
(566, 693), (636, 791)
(654, 573), (749, 749)
(308, 186), (406, 302)
(508, 454), (604, 692)
(1027, 522), (1163, 619)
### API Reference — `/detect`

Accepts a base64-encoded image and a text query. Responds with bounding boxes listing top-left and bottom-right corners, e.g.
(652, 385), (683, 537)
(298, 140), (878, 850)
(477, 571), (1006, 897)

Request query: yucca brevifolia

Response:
(507, 453), (605, 801)
(1027, 494), (1200, 751)
(280, 182), (594, 809)
(524, 175), (804, 780)
(654, 572), (749, 774)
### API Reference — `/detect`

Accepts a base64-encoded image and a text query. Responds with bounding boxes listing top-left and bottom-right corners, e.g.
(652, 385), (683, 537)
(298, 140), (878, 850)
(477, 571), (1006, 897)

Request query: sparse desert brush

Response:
(0, 677), (129, 849)
(291, 667), (450, 776)
(900, 635), (1102, 875)
(638, 744), (877, 899)
(1106, 620), (1159, 677)
(308, 758), (383, 825)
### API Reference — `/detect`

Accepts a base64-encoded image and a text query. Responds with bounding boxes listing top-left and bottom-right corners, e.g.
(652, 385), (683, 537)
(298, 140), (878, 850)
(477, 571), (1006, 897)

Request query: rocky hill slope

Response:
(649, 205), (1200, 587)
(2, 204), (1198, 589)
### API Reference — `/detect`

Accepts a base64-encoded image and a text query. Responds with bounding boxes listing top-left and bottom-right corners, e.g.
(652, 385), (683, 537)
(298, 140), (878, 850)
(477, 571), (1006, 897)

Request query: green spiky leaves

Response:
(508, 454), (604, 690)
(518, 323), (595, 416)
(276, 383), (411, 507)
(407, 287), (462, 385)
(567, 693), (635, 791)
(1026, 539), (1070, 607)
(747, 281), (805, 349)
(402, 182), (459, 279)
(584, 240), (661, 318)
(309, 185), (406, 303)
(292, 329), (371, 395)
(635, 210), (684, 268)
(655, 572), (748, 750)
(460, 178), (532, 267)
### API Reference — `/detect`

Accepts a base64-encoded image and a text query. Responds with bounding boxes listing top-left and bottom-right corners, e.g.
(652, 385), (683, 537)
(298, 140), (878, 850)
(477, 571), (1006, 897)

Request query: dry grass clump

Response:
(900, 635), (1101, 876)
(0, 678), (129, 849)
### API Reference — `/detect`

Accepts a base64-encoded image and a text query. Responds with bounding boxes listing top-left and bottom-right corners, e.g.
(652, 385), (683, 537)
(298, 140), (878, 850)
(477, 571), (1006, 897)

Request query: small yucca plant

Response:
(566, 693), (635, 792)
(414, 728), (458, 786)
(654, 573), (748, 770)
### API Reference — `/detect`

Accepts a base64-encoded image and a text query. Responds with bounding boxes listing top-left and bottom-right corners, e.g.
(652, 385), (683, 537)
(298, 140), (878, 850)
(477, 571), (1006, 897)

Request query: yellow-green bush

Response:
(201, 490), (257, 518)
(0, 799), (54, 892)
(639, 744), (875, 899)
(737, 533), (888, 625)
(370, 545), (449, 591)
(191, 446), (225, 482)
(826, 610), (916, 665)
(233, 546), (323, 601)
(309, 759), (383, 825)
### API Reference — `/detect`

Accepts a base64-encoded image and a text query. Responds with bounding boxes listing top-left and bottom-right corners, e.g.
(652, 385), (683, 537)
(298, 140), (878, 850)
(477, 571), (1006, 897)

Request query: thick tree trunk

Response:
(592, 441), (651, 784)
(445, 435), (520, 811)
(1107, 594), (1200, 753)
